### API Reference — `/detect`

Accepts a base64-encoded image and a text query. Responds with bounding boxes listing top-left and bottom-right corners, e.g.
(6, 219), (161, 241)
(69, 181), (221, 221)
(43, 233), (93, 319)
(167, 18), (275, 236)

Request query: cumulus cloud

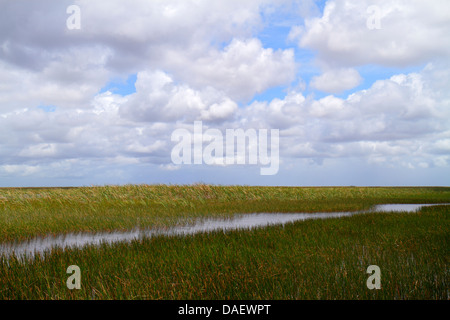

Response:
(294, 0), (450, 67)
(0, 0), (449, 185)
(310, 68), (362, 93)
(171, 38), (296, 102)
(241, 62), (450, 168)
(118, 70), (238, 123)
(0, 0), (295, 110)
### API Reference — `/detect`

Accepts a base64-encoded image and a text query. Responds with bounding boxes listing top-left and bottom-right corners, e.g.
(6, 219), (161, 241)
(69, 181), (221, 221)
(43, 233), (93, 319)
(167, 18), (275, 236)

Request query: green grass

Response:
(0, 185), (449, 300)
(0, 204), (448, 299)
(0, 185), (449, 241)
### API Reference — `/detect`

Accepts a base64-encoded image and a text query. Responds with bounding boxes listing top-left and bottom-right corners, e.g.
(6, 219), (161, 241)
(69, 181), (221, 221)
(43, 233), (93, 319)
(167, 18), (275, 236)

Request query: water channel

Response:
(1, 203), (448, 260)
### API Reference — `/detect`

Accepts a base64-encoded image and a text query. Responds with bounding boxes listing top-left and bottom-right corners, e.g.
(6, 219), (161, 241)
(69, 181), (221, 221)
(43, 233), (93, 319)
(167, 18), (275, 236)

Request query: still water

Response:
(0, 203), (447, 260)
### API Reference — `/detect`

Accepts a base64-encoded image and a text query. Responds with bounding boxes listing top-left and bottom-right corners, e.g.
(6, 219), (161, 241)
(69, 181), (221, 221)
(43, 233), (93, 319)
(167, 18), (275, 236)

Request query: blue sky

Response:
(99, 74), (138, 96)
(94, 11), (426, 106)
(0, 0), (449, 187)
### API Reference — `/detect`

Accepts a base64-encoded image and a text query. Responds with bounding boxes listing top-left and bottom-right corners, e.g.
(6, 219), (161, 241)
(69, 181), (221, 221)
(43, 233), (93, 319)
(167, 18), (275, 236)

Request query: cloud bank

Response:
(0, 0), (449, 186)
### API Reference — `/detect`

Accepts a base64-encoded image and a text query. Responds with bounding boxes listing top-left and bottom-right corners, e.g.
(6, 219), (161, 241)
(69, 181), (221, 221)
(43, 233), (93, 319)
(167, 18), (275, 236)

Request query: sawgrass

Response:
(0, 204), (448, 300)
(0, 185), (448, 299)
(0, 185), (449, 241)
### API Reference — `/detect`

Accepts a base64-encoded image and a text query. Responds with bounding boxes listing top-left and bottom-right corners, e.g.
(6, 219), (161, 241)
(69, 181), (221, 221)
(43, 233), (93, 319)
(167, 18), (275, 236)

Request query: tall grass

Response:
(0, 204), (448, 300)
(1, 185), (449, 241)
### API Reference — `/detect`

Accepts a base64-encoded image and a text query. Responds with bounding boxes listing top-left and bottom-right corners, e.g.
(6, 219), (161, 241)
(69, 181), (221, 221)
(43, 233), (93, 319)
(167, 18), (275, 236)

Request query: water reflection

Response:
(1, 203), (447, 260)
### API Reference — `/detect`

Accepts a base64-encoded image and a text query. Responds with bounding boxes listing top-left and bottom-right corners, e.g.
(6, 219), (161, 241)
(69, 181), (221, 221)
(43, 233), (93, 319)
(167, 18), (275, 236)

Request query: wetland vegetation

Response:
(0, 185), (448, 299)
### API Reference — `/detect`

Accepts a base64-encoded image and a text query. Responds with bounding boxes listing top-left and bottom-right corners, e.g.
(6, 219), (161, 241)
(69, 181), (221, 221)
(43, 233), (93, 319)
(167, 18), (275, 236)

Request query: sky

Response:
(0, 0), (449, 187)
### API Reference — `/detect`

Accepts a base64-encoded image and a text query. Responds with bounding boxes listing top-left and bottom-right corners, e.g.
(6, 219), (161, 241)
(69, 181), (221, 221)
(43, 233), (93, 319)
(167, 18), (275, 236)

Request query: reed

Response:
(0, 204), (448, 300)
(0, 186), (448, 300)
(0, 185), (449, 241)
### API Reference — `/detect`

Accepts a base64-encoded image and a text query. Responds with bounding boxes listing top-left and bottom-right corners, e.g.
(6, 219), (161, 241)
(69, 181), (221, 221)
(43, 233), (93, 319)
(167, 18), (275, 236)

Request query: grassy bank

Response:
(0, 185), (449, 241)
(1, 204), (448, 299)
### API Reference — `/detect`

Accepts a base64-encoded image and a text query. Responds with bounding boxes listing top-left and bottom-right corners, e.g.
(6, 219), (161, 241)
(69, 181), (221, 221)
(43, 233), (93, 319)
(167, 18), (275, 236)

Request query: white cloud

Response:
(310, 95), (349, 118)
(310, 68), (362, 93)
(241, 62), (450, 169)
(295, 0), (450, 67)
(0, 0), (275, 112)
(0, 164), (40, 176)
(201, 99), (238, 122)
(174, 38), (296, 101)
(18, 143), (59, 158)
(0, 0), (449, 185)
(0, 49), (113, 113)
(119, 70), (238, 123)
